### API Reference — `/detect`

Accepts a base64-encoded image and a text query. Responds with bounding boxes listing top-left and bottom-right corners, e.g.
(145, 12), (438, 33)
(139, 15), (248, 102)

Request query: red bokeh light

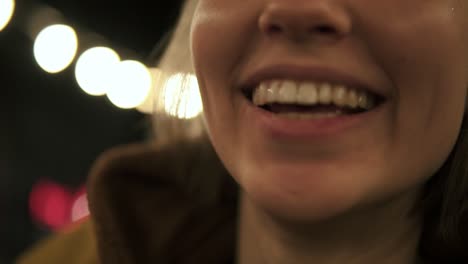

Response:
(29, 180), (89, 230)
(29, 181), (73, 230)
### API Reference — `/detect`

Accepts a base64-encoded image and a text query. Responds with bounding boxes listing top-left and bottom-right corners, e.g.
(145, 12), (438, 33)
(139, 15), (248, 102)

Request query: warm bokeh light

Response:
(75, 47), (120, 96)
(163, 73), (203, 119)
(136, 68), (163, 114)
(0, 0), (15, 31)
(107, 60), (152, 109)
(33, 24), (78, 73)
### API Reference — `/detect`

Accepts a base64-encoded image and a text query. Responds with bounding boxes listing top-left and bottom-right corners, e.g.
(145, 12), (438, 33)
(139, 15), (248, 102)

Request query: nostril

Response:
(312, 24), (337, 34)
(267, 24), (283, 34)
(267, 23), (337, 36)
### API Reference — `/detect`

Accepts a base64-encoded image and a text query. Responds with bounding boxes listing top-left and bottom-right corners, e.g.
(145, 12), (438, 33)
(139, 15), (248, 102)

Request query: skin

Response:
(190, 0), (468, 263)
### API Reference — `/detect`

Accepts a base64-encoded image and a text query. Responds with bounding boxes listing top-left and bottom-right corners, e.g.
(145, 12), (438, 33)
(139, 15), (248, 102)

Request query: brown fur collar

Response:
(87, 138), (238, 264)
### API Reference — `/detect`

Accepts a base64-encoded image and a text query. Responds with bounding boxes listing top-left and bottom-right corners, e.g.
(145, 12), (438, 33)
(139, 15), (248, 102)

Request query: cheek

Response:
(191, 2), (261, 90)
(190, 27), (234, 155)
(191, 7), (258, 131)
(364, 4), (468, 181)
(191, 23), (234, 133)
(191, 5), (248, 80)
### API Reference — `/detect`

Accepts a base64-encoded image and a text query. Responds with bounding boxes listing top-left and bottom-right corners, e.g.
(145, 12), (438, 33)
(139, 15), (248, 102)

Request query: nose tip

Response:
(258, 2), (352, 42)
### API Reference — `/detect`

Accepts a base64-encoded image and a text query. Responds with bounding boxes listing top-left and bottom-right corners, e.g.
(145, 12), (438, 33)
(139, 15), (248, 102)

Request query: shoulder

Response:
(16, 219), (99, 264)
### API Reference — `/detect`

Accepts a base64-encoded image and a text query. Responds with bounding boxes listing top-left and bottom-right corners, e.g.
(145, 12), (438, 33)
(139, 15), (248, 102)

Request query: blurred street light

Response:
(33, 24), (78, 73)
(75, 47), (120, 96)
(107, 60), (152, 109)
(0, 0), (15, 31)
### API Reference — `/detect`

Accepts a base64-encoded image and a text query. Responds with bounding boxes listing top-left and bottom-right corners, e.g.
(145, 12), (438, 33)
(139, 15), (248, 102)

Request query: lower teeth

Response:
(277, 111), (343, 119)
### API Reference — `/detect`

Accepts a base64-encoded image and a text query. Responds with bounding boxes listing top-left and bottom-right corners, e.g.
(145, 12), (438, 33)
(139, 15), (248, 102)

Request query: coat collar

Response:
(87, 138), (238, 264)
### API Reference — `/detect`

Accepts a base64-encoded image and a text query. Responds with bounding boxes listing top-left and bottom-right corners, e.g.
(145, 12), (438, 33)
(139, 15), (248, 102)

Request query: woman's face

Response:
(191, 0), (468, 221)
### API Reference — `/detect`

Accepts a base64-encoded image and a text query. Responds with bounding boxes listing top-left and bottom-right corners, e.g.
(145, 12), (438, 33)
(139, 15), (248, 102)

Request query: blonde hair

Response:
(151, 0), (204, 147)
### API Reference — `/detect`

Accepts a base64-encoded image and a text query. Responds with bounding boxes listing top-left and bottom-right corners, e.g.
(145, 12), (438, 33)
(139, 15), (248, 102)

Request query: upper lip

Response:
(239, 64), (388, 99)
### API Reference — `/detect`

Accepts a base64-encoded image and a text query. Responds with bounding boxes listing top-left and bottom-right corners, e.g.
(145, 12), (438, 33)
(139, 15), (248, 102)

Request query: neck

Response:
(236, 191), (423, 264)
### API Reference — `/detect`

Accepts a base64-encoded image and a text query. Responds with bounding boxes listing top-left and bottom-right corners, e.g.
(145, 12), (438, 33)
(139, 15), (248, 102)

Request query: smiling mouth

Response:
(242, 79), (385, 119)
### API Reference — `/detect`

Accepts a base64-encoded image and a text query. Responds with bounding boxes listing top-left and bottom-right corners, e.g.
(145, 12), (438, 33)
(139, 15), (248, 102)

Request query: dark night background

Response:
(0, 0), (183, 262)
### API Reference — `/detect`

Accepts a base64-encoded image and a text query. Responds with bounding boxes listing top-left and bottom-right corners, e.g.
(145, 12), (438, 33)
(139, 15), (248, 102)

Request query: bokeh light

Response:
(136, 68), (163, 114)
(0, 0), (15, 31)
(33, 24), (78, 73)
(29, 181), (73, 230)
(75, 47), (120, 96)
(107, 60), (152, 109)
(163, 73), (203, 119)
(70, 192), (89, 222)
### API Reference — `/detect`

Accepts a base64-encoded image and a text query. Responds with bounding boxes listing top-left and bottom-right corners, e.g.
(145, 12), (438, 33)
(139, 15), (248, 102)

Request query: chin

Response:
(237, 162), (366, 223)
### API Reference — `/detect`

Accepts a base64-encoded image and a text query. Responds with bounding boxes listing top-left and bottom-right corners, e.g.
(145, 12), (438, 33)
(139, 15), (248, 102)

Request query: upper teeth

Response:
(252, 80), (376, 110)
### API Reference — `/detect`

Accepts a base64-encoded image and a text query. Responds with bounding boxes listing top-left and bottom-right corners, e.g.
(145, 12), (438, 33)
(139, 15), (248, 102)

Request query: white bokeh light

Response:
(33, 24), (78, 73)
(136, 68), (163, 114)
(163, 73), (203, 119)
(75, 47), (120, 96)
(0, 0), (15, 31)
(107, 60), (152, 109)
(70, 193), (89, 222)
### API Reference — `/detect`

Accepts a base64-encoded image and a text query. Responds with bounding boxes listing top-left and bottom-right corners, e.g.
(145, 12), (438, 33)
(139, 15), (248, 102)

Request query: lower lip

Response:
(242, 95), (386, 140)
